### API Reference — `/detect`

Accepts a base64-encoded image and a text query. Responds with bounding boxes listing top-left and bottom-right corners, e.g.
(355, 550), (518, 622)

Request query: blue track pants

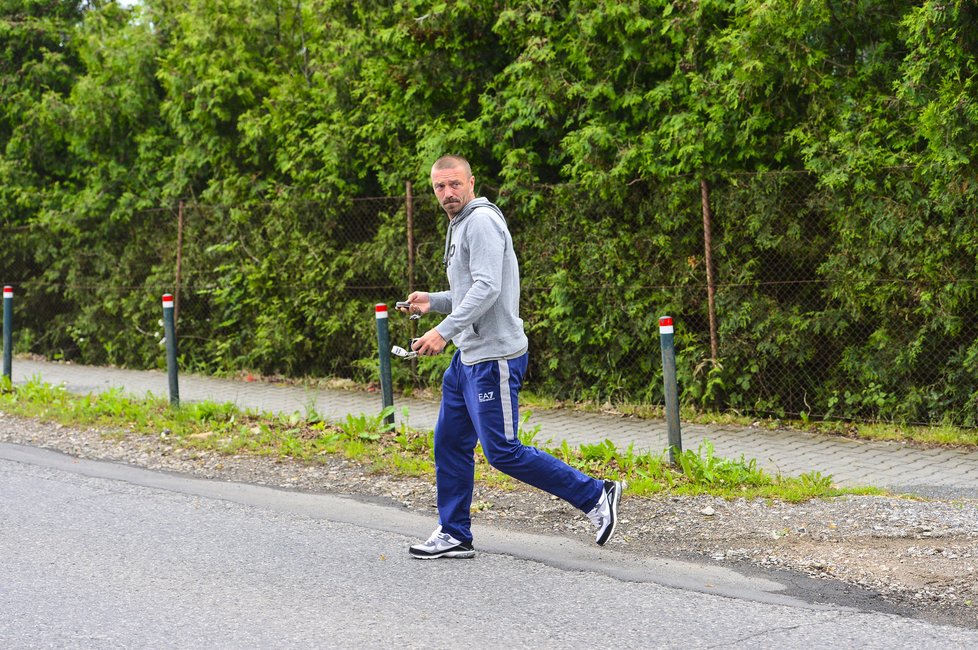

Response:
(434, 351), (604, 543)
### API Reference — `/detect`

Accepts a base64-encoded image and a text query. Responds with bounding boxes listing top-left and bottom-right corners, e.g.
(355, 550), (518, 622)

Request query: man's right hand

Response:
(400, 291), (430, 317)
(412, 328), (447, 356)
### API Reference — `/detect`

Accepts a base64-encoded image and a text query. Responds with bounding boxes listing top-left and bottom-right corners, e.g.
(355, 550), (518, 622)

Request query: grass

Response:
(799, 419), (978, 448)
(0, 377), (883, 502)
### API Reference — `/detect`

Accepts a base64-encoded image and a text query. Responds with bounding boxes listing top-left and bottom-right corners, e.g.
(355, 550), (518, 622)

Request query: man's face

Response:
(431, 165), (475, 218)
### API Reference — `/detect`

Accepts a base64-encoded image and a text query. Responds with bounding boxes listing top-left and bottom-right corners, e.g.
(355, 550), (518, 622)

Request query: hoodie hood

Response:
(443, 197), (503, 267)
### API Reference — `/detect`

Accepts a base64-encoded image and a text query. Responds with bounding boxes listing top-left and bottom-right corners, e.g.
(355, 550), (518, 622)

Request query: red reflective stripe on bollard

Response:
(375, 303), (388, 319)
(162, 294), (174, 308)
(3, 286), (12, 299)
(659, 316), (674, 334)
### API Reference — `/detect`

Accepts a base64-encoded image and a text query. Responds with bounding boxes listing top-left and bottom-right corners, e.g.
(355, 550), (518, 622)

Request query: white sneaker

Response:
(409, 528), (476, 559)
(586, 480), (623, 546)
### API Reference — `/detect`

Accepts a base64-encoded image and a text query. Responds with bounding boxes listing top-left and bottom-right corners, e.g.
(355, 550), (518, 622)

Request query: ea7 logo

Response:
(478, 391), (495, 403)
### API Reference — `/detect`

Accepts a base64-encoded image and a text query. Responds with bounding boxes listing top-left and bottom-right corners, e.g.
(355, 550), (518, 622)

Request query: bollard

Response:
(162, 293), (180, 406)
(375, 304), (394, 427)
(3, 286), (12, 381)
(659, 316), (682, 464)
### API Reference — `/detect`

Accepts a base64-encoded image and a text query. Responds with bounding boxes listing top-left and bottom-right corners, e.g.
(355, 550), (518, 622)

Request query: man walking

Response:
(399, 154), (622, 559)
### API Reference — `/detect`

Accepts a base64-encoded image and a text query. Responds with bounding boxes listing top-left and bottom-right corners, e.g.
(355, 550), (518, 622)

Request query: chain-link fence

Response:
(4, 168), (978, 427)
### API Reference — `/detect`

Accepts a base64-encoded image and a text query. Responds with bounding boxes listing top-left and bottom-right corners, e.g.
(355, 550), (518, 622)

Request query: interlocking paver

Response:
(9, 359), (978, 499)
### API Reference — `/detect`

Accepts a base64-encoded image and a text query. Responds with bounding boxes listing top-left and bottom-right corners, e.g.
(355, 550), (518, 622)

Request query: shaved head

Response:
(431, 155), (472, 178)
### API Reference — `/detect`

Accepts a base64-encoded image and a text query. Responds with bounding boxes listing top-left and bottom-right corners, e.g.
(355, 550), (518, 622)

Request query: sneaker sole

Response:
(409, 548), (476, 560)
(596, 481), (623, 546)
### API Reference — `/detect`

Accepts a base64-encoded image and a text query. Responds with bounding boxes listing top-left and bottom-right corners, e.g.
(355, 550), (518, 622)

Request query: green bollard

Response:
(162, 293), (180, 406)
(3, 286), (12, 381)
(659, 316), (683, 464)
(374, 303), (395, 427)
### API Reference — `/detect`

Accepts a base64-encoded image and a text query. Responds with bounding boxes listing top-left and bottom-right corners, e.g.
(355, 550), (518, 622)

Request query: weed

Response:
(558, 439), (574, 464)
(338, 409), (390, 441)
(678, 441), (768, 488)
(579, 439), (619, 465)
(518, 411), (542, 446)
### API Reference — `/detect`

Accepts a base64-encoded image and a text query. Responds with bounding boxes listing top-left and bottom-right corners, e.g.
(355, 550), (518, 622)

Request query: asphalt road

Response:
(2, 442), (977, 649)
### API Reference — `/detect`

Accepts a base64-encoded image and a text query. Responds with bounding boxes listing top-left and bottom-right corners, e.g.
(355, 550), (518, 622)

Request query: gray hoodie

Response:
(429, 197), (528, 365)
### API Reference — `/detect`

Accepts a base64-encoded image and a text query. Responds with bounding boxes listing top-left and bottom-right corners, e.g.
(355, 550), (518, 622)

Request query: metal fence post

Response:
(375, 303), (394, 427)
(659, 316), (682, 464)
(3, 286), (12, 381)
(162, 293), (180, 406)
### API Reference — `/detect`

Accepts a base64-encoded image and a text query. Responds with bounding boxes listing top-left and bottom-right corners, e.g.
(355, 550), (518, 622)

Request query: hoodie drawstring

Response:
(442, 219), (454, 267)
